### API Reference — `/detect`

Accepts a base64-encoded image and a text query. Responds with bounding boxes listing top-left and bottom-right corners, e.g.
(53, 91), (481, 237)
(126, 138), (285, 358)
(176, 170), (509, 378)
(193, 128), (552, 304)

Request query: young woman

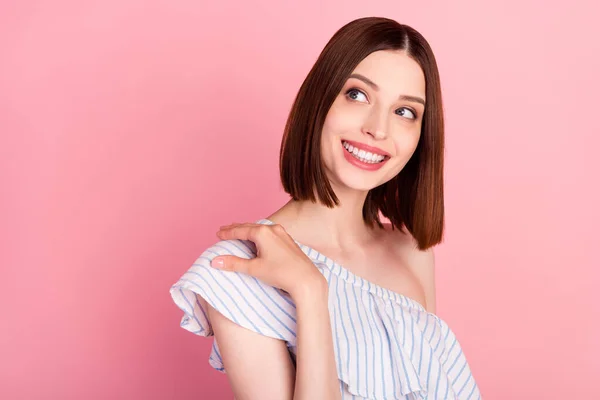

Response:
(170, 17), (482, 400)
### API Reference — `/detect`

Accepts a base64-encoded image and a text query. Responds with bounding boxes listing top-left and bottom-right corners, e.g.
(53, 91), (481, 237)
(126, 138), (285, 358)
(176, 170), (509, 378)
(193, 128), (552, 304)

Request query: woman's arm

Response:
(292, 275), (340, 400)
(207, 223), (341, 399)
(207, 275), (340, 400)
(207, 303), (295, 400)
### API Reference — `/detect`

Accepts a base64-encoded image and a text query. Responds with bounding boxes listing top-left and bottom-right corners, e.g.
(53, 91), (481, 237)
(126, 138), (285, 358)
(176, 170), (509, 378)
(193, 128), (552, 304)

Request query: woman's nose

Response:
(362, 110), (388, 140)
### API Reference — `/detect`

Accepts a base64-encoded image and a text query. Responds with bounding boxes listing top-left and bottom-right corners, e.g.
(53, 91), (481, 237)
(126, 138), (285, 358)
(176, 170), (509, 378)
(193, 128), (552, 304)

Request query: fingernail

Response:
(211, 257), (224, 268)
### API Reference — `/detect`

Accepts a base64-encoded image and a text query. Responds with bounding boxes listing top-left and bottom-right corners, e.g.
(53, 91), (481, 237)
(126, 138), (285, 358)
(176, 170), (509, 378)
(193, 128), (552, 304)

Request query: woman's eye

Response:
(346, 88), (418, 120)
(345, 88), (368, 102)
(396, 107), (417, 120)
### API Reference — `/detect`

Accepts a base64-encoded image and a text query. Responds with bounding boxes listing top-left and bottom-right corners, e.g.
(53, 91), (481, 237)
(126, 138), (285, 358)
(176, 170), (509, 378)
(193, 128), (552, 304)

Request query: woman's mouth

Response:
(342, 140), (388, 164)
(341, 140), (390, 171)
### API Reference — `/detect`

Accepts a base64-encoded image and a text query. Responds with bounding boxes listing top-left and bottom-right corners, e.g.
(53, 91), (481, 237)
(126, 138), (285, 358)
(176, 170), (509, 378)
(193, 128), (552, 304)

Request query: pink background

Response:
(1, 1), (599, 399)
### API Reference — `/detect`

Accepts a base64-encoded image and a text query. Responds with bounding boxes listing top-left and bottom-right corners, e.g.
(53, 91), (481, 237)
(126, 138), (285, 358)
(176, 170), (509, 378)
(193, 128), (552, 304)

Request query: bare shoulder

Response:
(382, 222), (437, 314)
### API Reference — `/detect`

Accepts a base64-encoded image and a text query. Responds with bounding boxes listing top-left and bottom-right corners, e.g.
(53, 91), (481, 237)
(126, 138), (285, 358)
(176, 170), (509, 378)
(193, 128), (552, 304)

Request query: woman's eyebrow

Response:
(348, 73), (426, 106)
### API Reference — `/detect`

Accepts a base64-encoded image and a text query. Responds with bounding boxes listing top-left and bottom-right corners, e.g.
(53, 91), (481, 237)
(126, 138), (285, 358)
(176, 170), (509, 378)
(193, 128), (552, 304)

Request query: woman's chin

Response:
(333, 176), (382, 193)
(325, 164), (391, 193)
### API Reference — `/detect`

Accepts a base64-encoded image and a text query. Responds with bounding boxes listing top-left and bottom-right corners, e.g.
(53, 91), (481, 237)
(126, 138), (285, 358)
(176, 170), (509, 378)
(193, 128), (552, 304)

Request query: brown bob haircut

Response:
(279, 17), (445, 251)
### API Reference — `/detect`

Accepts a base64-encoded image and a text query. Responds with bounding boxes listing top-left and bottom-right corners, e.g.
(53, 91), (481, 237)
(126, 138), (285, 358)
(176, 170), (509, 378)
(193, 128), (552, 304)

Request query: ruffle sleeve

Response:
(169, 238), (298, 372)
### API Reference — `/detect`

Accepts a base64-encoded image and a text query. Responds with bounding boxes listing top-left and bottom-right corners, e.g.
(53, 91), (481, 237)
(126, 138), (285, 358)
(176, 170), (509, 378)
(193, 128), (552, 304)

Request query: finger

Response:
(216, 223), (243, 239)
(211, 255), (257, 275)
(216, 223), (266, 242)
(218, 222), (253, 230)
(218, 222), (242, 229)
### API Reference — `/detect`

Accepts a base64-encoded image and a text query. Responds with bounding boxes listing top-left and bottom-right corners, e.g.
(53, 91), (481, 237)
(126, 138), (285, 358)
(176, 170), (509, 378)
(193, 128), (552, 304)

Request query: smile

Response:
(341, 140), (390, 171)
(342, 140), (388, 163)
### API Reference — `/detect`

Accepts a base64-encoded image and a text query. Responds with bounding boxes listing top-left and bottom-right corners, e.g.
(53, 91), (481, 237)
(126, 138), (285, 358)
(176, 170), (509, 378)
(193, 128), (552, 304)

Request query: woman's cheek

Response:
(325, 106), (359, 133)
(322, 113), (341, 136)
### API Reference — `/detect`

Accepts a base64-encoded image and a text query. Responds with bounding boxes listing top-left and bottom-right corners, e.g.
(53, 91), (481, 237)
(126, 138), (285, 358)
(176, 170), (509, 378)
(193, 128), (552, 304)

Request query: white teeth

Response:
(342, 140), (386, 164)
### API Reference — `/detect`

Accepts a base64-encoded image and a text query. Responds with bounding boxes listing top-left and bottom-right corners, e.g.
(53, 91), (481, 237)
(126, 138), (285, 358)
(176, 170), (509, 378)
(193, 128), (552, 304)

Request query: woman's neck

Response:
(266, 198), (382, 252)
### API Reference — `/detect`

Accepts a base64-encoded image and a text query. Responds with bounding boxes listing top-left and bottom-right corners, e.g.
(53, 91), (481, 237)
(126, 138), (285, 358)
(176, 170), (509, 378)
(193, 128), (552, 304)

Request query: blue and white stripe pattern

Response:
(170, 219), (482, 399)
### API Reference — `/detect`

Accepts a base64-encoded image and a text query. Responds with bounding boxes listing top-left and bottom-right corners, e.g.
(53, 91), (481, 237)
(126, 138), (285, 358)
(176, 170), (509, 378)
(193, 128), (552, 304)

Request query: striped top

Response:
(170, 218), (482, 399)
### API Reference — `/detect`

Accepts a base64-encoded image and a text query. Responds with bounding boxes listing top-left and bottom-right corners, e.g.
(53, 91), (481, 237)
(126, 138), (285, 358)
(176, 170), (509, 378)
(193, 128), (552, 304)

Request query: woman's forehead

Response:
(350, 51), (426, 99)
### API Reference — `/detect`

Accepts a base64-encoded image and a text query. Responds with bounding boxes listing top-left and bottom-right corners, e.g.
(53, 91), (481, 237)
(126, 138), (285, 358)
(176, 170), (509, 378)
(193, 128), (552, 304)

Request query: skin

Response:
(206, 49), (436, 400)
(209, 223), (339, 400)
(271, 49), (435, 312)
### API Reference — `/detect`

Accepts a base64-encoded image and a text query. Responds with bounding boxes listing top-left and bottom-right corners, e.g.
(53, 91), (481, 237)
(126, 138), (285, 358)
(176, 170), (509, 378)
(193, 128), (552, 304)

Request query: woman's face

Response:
(320, 50), (426, 193)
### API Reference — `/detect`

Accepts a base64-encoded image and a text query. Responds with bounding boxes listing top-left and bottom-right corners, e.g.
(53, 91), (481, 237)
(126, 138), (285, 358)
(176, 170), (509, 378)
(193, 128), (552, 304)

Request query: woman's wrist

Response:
(289, 269), (328, 302)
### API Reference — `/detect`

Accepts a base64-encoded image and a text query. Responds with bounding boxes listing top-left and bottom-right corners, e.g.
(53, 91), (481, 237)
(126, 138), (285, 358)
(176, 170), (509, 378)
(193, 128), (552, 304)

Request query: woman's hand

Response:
(211, 222), (324, 299)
